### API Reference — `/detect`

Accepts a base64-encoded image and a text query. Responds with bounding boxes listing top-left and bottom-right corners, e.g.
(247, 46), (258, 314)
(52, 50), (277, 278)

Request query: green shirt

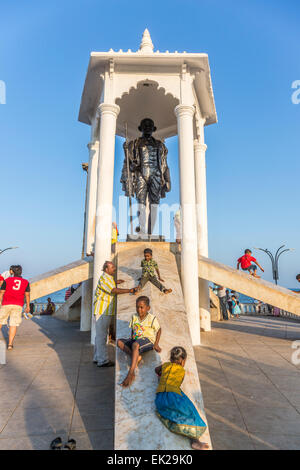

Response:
(141, 258), (158, 277)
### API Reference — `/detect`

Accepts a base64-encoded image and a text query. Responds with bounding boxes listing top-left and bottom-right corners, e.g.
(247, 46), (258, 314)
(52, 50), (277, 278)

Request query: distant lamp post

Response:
(0, 247), (18, 256)
(254, 245), (294, 285)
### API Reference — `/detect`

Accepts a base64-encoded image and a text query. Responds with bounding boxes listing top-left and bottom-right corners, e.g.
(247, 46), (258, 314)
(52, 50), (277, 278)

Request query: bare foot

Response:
(137, 355), (143, 367)
(163, 288), (172, 294)
(253, 274), (261, 278)
(121, 371), (135, 387)
(134, 287), (141, 296)
(191, 440), (209, 450)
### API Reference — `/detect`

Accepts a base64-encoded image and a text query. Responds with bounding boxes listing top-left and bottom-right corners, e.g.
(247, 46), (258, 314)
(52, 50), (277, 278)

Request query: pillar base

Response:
(200, 310), (211, 332)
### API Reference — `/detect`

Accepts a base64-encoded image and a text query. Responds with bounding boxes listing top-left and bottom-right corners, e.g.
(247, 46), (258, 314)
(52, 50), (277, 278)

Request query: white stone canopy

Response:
(78, 29), (217, 140)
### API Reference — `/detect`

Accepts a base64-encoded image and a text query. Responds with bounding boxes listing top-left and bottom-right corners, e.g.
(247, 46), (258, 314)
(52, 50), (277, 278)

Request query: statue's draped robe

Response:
(120, 137), (171, 204)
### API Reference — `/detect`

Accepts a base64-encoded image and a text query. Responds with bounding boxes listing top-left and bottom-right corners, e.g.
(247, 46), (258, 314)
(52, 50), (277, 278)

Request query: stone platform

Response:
(126, 235), (165, 242)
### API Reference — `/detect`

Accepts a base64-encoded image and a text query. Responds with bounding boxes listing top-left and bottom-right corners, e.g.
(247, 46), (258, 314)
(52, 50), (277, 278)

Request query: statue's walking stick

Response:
(125, 123), (133, 235)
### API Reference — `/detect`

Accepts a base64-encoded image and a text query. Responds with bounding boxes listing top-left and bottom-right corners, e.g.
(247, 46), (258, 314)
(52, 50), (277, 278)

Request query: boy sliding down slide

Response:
(117, 296), (161, 387)
(237, 249), (264, 278)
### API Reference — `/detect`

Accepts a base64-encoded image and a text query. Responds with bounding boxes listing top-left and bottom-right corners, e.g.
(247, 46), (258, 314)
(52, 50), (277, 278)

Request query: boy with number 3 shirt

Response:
(0, 265), (30, 349)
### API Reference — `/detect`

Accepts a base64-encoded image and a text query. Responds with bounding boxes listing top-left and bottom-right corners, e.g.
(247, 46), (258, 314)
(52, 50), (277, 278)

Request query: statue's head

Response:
(138, 118), (156, 137)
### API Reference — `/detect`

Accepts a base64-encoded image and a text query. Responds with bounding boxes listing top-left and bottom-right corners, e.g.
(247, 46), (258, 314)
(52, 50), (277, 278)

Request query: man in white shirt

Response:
(216, 286), (229, 320)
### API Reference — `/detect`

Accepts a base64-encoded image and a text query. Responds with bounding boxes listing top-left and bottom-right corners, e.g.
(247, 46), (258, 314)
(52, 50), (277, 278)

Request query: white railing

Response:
(31, 302), (64, 314)
(239, 302), (298, 320)
(240, 303), (269, 314)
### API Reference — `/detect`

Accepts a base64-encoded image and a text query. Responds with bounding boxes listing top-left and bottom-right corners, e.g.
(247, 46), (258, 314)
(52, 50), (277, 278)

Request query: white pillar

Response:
(194, 139), (211, 332)
(91, 103), (119, 344)
(81, 141), (99, 332)
(81, 278), (93, 331)
(175, 104), (200, 346)
(85, 141), (100, 254)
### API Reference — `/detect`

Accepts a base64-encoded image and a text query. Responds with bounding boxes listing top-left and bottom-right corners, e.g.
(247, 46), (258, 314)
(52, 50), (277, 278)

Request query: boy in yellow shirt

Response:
(117, 295), (161, 387)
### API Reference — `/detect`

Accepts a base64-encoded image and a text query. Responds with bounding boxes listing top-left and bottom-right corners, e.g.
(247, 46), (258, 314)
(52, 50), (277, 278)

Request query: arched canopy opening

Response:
(115, 80), (179, 141)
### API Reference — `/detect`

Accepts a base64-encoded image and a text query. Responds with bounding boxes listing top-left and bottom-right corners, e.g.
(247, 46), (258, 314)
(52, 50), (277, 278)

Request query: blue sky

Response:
(0, 0), (299, 287)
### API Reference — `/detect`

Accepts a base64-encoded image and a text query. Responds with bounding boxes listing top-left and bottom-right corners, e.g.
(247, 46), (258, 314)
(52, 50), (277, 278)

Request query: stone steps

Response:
(54, 288), (82, 322)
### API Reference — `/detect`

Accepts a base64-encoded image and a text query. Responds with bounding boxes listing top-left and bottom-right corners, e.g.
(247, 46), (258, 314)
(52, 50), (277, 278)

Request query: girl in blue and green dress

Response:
(155, 346), (209, 450)
(231, 295), (241, 318)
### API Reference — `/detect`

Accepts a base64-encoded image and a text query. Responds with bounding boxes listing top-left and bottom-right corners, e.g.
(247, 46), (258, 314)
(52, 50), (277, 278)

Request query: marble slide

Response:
(115, 242), (212, 450)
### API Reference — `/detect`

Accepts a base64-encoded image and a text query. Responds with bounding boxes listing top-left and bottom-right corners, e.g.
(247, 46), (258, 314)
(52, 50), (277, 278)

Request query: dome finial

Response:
(139, 28), (154, 54)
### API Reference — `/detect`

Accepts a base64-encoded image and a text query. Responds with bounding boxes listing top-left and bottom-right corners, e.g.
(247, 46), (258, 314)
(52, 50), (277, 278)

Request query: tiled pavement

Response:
(0, 316), (114, 450)
(196, 315), (300, 450)
(0, 314), (300, 449)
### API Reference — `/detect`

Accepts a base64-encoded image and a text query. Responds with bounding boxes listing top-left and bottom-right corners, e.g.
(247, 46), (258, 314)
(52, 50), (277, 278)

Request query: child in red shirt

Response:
(0, 265), (30, 349)
(237, 249), (264, 278)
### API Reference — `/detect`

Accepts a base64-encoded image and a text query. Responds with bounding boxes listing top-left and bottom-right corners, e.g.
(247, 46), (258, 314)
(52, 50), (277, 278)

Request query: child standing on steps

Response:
(155, 346), (209, 450)
(135, 248), (172, 294)
(117, 296), (162, 387)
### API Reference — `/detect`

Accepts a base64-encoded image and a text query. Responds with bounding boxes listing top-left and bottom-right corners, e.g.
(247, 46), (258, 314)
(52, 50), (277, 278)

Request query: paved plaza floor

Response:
(0, 314), (300, 450)
(0, 316), (114, 450)
(197, 315), (300, 450)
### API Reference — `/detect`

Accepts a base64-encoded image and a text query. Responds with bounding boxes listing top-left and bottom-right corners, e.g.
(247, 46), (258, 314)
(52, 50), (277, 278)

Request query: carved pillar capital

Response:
(87, 141), (99, 151)
(97, 103), (120, 118)
(193, 140), (207, 152)
(174, 104), (195, 119)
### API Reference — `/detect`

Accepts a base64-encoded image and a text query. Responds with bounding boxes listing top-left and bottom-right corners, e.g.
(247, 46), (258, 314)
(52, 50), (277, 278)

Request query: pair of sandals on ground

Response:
(50, 437), (76, 450)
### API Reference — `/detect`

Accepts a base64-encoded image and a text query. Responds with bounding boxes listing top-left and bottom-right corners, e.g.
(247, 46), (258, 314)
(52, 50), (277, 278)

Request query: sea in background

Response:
(210, 284), (300, 304)
(35, 286), (300, 305)
(36, 289), (67, 304)
(34, 283), (82, 304)
(236, 289), (299, 303)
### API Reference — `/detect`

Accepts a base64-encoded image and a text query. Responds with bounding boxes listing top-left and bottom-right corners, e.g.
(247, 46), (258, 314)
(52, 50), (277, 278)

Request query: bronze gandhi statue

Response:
(120, 118), (171, 235)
